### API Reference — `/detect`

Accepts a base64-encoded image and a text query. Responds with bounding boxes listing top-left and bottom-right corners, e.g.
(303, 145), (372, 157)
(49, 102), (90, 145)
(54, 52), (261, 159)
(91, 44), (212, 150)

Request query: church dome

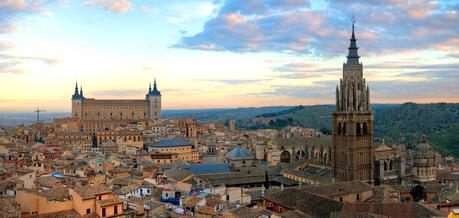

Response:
(415, 136), (433, 155)
(225, 144), (254, 160)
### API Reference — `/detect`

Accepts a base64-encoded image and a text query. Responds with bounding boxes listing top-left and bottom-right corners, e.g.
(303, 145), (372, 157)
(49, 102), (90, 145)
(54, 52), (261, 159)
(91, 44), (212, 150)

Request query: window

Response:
(86, 208), (90, 214)
(357, 194), (360, 201)
(339, 197), (343, 202)
(114, 205), (118, 215)
(226, 195), (229, 201)
(102, 208), (106, 217)
(99, 195), (101, 200)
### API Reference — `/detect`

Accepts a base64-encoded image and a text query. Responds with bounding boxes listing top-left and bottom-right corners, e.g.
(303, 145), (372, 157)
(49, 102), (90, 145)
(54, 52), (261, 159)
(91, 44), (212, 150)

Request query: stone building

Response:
(332, 22), (374, 183)
(413, 137), (436, 183)
(225, 144), (256, 169)
(146, 138), (199, 163)
(71, 79), (161, 133)
(374, 140), (406, 183)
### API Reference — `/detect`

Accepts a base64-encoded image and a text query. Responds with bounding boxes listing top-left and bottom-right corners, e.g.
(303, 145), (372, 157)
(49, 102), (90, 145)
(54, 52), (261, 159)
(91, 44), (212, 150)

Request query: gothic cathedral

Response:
(333, 22), (374, 183)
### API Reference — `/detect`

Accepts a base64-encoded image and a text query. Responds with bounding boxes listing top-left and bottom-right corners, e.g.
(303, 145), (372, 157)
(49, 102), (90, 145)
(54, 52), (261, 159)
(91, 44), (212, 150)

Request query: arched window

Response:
(356, 123), (361, 136)
(363, 122), (368, 135)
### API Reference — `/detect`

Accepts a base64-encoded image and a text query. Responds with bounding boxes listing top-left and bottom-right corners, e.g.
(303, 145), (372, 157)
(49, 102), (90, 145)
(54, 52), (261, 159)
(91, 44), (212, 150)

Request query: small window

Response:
(339, 197), (343, 202)
(357, 194), (360, 201)
(86, 208), (90, 214)
(99, 196), (101, 200)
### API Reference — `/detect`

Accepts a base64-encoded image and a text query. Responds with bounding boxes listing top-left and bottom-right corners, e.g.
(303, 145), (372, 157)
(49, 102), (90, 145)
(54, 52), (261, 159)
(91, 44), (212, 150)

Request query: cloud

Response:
(174, 0), (459, 57)
(0, 0), (52, 33)
(202, 79), (269, 85)
(267, 84), (334, 100)
(0, 41), (60, 75)
(83, 0), (133, 14)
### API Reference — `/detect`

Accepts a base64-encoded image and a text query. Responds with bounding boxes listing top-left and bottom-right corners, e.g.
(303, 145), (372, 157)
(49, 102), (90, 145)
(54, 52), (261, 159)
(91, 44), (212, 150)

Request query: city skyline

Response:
(1, 0), (459, 111)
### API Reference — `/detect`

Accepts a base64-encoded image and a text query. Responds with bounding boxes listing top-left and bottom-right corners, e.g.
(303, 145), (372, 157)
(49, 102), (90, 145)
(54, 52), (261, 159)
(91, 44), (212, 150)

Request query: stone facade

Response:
(374, 140), (406, 183)
(332, 23), (374, 183)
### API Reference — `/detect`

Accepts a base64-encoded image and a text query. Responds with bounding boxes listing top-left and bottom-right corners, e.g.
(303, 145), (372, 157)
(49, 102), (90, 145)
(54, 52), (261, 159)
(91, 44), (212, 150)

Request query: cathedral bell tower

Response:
(332, 21), (374, 183)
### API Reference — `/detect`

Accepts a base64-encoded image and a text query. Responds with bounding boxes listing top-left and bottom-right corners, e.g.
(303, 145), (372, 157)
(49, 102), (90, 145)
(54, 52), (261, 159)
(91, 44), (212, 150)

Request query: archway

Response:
(295, 150), (306, 160)
(280, 150), (291, 163)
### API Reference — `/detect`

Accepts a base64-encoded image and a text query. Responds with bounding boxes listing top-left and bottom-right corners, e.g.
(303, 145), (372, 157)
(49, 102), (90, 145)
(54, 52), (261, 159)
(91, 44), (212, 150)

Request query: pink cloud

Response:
(83, 0), (133, 14)
(223, 13), (246, 25)
(0, 0), (27, 10)
(400, 0), (437, 19)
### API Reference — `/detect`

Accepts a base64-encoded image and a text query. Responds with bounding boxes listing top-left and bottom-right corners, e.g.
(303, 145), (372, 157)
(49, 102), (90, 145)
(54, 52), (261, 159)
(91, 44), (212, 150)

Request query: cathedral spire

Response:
(153, 77), (158, 90)
(346, 17), (360, 65)
(80, 86), (84, 98)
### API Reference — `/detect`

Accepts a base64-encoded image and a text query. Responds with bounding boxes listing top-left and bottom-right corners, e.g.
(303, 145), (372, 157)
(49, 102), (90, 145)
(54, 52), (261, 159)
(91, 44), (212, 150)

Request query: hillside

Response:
(375, 103), (459, 156)
(251, 103), (459, 157)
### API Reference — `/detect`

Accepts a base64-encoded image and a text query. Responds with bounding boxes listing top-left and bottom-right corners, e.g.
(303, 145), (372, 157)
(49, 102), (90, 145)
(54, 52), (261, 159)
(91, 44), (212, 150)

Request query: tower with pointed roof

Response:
(332, 20), (374, 183)
(71, 82), (83, 118)
(146, 78), (161, 120)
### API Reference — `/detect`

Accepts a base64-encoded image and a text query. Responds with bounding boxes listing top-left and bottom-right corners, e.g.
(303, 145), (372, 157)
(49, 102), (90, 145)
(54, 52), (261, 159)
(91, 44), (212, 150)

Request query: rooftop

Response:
(265, 187), (344, 217)
(73, 185), (111, 199)
(186, 163), (231, 175)
(225, 145), (254, 160)
(302, 181), (373, 198)
(149, 138), (192, 148)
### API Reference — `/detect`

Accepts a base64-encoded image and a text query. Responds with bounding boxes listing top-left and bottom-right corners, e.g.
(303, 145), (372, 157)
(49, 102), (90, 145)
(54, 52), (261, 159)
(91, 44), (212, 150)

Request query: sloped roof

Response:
(73, 185), (111, 199)
(36, 176), (61, 188)
(302, 181), (372, 198)
(164, 168), (193, 182)
(0, 198), (20, 218)
(375, 142), (393, 152)
(265, 188), (344, 217)
(341, 202), (447, 218)
(186, 163), (230, 175)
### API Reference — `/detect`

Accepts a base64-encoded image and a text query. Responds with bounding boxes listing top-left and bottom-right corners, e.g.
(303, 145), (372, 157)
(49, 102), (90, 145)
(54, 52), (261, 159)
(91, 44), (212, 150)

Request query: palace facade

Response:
(71, 79), (161, 133)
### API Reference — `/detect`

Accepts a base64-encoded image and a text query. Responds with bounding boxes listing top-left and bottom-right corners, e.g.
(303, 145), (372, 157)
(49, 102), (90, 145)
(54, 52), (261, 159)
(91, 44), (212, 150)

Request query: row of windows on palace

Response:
(74, 105), (158, 110)
(76, 111), (158, 119)
(336, 122), (370, 136)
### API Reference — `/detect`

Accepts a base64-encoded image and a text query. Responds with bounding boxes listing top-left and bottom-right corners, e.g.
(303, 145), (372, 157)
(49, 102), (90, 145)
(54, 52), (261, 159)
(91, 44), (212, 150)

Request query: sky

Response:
(0, 0), (458, 112)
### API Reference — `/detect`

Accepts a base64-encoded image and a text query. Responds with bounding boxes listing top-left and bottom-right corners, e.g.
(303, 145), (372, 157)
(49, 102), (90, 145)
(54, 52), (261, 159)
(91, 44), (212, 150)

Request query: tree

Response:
(320, 127), (332, 135)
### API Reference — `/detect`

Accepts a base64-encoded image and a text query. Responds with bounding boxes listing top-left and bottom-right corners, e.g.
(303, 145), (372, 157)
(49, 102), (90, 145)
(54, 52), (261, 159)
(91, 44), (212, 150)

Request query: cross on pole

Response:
(34, 107), (47, 123)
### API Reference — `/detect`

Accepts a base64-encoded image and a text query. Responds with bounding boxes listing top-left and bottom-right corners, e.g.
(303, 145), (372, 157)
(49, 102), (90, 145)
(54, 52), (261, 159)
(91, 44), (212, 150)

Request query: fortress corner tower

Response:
(332, 22), (374, 183)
